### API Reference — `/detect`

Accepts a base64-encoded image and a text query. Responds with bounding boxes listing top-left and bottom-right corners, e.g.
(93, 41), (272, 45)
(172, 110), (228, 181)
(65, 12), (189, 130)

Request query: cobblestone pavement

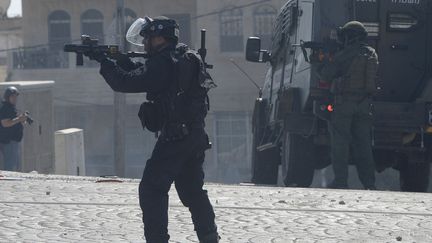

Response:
(1, 171), (432, 243)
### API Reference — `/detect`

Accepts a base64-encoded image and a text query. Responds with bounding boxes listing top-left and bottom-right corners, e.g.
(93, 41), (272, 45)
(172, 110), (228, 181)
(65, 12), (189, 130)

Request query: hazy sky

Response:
(7, 0), (22, 17)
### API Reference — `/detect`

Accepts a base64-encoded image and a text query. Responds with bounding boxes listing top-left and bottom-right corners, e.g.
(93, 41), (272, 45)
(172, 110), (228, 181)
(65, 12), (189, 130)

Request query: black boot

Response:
(364, 185), (377, 190)
(198, 232), (221, 243)
(327, 181), (348, 189)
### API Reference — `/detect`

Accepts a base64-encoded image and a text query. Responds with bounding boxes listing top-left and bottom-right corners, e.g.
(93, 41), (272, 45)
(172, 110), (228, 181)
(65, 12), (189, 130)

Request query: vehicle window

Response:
(363, 22), (379, 37)
(388, 13), (418, 31)
(253, 5), (277, 50)
(295, 1), (314, 73)
(271, 0), (295, 54)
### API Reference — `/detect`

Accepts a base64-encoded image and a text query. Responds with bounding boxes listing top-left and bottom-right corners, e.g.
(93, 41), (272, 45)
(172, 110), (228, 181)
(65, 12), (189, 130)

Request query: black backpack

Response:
(173, 44), (216, 97)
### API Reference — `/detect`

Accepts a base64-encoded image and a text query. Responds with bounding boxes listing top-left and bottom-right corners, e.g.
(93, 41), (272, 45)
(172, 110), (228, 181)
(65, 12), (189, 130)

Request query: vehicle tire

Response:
(314, 145), (331, 170)
(251, 145), (280, 185)
(281, 131), (315, 187)
(399, 161), (430, 192)
(251, 98), (279, 185)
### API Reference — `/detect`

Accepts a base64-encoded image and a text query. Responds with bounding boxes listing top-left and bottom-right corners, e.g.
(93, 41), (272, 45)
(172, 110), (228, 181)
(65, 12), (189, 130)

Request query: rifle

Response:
(197, 29), (213, 69)
(299, 40), (342, 63)
(64, 35), (148, 66)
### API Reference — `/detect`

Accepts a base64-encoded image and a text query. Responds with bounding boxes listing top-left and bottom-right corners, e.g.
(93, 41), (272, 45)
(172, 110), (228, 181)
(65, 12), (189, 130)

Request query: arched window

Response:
(107, 9), (138, 51)
(220, 6), (243, 52)
(81, 9), (104, 43)
(253, 5), (277, 49)
(47, 10), (71, 68)
(124, 9), (137, 51)
(48, 10), (71, 50)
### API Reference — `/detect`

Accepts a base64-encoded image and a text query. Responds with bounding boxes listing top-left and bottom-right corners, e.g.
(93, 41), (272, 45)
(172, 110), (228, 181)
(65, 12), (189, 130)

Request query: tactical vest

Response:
(140, 44), (216, 134)
(335, 44), (379, 96)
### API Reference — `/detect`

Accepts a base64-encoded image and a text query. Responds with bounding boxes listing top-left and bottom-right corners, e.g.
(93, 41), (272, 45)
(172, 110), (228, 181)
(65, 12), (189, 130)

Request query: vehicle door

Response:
(354, 0), (428, 102)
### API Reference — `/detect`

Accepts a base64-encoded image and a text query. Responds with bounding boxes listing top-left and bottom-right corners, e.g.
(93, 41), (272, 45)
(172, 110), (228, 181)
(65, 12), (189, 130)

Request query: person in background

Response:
(318, 21), (379, 190)
(0, 86), (28, 171)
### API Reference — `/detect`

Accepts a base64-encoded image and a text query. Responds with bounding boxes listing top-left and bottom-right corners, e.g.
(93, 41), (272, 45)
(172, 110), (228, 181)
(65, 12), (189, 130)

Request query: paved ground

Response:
(1, 171), (432, 243)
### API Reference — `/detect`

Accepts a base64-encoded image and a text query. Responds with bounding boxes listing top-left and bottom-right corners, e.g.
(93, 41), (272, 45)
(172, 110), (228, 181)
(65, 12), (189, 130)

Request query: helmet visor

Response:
(126, 17), (152, 47)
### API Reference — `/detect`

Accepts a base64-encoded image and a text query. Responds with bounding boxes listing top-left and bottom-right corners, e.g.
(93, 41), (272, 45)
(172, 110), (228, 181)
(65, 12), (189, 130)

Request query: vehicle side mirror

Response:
(246, 37), (271, 63)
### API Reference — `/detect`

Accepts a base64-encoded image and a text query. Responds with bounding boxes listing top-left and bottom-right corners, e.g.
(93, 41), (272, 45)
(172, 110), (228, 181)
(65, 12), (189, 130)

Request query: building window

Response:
(81, 9), (104, 43)
(48, 10), (71, 50)
(45, 10), (71, 68)
(80, 10), (104, 67)
(124, 9), (137, 51)
(253, 5), (277, 49)
(214, 112), (251, 183)
(220, 6), (243, 52)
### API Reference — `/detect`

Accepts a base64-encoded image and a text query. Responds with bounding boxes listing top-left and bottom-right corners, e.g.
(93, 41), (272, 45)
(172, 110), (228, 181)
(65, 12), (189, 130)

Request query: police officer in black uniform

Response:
(86, 16), (219, 243)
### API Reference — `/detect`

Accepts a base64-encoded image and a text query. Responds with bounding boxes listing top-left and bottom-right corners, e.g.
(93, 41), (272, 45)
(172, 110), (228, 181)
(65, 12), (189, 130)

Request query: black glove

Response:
(84, 51), (107, 63)
(115, 54), (136, 70)
(113, 53), (144, 71)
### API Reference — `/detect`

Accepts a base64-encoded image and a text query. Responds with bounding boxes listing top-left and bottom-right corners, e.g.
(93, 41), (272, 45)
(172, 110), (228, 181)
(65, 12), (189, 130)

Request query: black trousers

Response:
(139, 127), (217, 243)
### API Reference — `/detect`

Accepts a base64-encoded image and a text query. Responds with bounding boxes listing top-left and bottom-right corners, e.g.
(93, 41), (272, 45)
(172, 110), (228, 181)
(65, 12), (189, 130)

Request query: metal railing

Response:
(12, 48), (69, 69)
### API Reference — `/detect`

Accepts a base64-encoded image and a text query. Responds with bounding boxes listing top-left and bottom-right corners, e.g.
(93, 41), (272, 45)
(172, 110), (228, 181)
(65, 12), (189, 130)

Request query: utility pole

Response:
(114, 0), (126, 177)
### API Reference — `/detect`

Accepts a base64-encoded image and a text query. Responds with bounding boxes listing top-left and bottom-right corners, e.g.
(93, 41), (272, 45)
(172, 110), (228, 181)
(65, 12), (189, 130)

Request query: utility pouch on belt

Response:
(161, 123), (190, 142)
(138, 102), (163, 132)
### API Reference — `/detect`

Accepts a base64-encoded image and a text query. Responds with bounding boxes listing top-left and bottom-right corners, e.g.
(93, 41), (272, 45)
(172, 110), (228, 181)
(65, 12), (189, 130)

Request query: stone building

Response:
(7, 0), (286, 183)
(0, 16), (22, 81)
(196, 0), (285, 182)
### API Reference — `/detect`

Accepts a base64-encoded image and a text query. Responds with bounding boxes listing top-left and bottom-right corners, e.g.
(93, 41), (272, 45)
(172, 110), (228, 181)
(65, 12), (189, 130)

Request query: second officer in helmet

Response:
(318, 21), (379, 190)
(86, 16), (219, 243)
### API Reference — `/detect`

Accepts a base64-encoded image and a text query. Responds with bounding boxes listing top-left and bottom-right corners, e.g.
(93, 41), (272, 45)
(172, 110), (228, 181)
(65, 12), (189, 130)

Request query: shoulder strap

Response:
(172, 47), (197, 94)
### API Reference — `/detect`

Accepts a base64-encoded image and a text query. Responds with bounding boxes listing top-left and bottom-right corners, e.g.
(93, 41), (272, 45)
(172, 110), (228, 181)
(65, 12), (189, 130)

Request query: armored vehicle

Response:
(246, 0), (432, 192)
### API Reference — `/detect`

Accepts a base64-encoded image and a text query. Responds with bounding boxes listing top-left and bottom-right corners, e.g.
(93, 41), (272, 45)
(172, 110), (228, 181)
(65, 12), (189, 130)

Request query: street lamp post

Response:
(114, 0), (126, 177)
